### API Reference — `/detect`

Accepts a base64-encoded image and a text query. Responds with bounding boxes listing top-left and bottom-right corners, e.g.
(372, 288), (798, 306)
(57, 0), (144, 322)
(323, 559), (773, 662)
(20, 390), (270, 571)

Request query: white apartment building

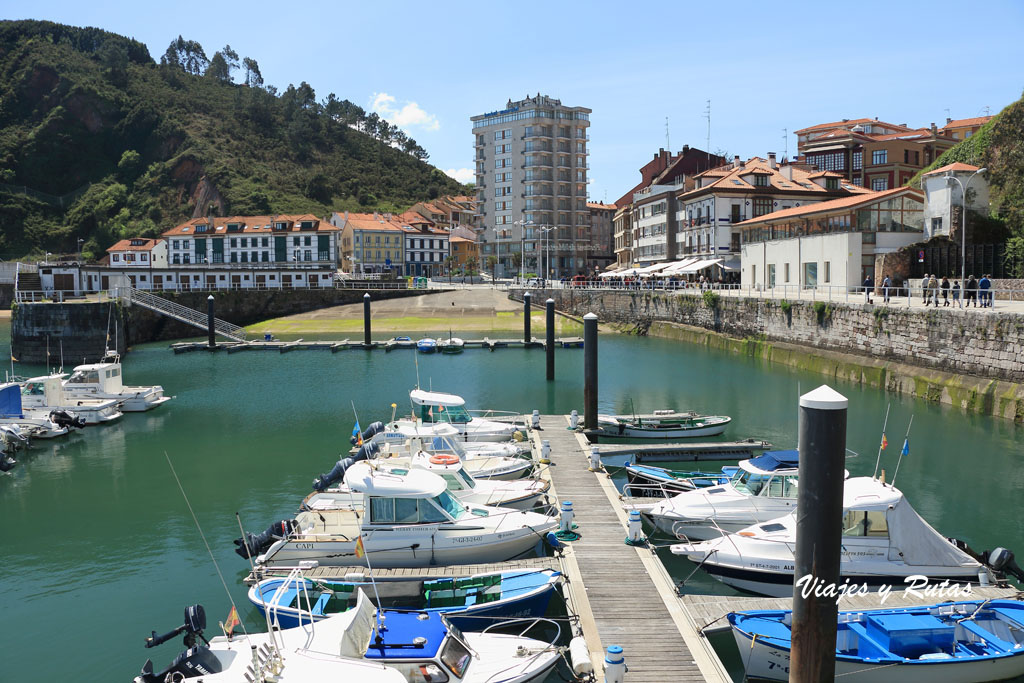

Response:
(106, 238), (168, 268)
(162, 214), (339, 266)
(921, 162), (990, 239)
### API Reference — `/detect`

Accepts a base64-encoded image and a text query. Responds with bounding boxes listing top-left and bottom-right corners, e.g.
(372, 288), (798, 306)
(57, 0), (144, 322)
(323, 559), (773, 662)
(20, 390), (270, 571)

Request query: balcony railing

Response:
(523, 144), (553, 153)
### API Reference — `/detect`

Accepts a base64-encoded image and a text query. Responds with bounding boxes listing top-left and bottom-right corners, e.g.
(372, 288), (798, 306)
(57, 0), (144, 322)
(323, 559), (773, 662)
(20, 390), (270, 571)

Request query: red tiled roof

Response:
(162, 215), (335, 237)
(450, 236), (476, 243)
(587, 202), (616, 209)
(683, 157), (849, 196)
(339, 212), (407, 232)
(795, 118), (915, 135)
(735, 187), (923, 225)
(923, 162), (982, 177)
(107, 238), (164, 252)
(940, 116), (992, 130)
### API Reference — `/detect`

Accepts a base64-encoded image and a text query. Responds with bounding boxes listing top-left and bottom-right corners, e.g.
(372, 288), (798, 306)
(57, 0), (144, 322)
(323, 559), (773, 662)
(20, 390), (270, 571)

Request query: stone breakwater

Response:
(518, 289), (1024, 420)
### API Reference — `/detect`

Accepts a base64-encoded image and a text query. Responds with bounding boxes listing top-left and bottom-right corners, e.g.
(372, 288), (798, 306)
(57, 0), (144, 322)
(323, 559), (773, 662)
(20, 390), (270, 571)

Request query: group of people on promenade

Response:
(863, 273), (996, 308)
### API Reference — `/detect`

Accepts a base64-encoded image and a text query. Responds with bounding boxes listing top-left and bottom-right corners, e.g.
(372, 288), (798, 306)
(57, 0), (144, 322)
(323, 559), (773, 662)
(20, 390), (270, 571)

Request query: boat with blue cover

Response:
(248, 568), (561, 629)
(416, 338), (437, 353)
(624, 462), (738, 498)
(730, 600), (1024, 682)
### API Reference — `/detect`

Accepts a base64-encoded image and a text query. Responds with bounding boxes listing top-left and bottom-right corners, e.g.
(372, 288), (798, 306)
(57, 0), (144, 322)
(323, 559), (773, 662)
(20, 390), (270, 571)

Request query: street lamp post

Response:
(946, 167), (988, 287)
(77, 238), (84, 263)
(538, 226), (556, 283)
(514, 218), (533, 282)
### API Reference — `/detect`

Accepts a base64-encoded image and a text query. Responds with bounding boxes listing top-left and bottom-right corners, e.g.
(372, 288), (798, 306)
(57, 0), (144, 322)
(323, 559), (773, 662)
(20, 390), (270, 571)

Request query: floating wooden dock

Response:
(592, 438), (772, 462)
(171, 337), (584, 354)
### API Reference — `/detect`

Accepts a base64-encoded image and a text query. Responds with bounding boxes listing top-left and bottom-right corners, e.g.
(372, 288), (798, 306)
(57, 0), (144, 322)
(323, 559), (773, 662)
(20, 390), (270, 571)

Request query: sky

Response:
(8, 1), (1024, 203)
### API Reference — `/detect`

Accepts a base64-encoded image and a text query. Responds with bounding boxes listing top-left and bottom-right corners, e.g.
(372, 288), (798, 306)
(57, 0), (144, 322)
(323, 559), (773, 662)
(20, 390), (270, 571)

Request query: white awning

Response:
(662, 257), (701, 275)
(638, 262), (677, 277)
(601, 267), (638, 277)
(678, 258), (723, 274)
(720, 259), (741, 272)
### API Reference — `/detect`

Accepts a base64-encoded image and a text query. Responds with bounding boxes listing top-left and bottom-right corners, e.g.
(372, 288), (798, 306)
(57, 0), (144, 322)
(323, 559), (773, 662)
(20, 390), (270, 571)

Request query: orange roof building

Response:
(106, 237), (168, 268)
(330, 211), (407, 274)
(939, 115), (993, 141)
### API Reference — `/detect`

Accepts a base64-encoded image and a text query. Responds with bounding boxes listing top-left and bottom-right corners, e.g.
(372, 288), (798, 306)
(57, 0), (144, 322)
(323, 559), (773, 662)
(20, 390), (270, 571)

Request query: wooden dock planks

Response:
(537, 414), (716, 682)
(169, 338), (586, 354)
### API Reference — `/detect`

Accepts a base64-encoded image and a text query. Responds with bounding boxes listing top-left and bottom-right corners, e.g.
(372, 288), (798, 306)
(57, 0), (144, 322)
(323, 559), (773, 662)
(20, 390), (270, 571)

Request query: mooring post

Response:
(363, 292), (371, 347)
(583, 312), (598, 430)
(790, 384), (848, 683)
(207, 295), (215, 349)
(545, 298), (555, 381)
(523, 291), (532, 342)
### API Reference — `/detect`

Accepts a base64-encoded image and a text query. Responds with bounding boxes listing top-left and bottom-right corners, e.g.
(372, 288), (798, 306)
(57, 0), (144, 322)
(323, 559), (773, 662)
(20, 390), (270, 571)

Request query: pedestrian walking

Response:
(926, 275), (939, 307)
(863, 274), (874, 304)
(952, 280), (962, 308)
(941, 277), (950, 306)
(967, 275), (978, 307)
(980, 274), (992, 308)
(882, 275), (892, 303)
(921, 274), (929, 304)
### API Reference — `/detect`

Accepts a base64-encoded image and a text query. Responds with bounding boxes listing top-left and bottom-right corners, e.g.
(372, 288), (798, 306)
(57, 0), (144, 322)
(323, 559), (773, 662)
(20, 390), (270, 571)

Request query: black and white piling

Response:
(523, 292), (532, 342)
(790, 384), (848, 683)
(545, 298), (555, 381)
(207, 295), (215, 349)
(363, 293), (371, 347)
(583, 312), (598, 430)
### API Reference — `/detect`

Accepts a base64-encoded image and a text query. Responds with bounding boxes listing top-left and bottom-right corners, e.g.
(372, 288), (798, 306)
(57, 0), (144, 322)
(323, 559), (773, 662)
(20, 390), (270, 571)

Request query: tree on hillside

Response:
(206, 52), (230, 82)
(221, 45), (239, 75)
(161, 36), (208, 75)
(97, 39), (128, 86)
(242, 57), (263, 88)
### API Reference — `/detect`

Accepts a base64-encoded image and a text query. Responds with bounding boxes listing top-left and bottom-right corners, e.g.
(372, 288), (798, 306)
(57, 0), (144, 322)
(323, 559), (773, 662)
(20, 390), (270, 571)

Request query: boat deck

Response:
(537, 414), (726, 682)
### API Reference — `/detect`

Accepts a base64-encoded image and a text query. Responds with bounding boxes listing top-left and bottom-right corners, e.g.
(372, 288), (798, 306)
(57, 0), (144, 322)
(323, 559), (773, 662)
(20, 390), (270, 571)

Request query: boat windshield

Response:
(842, 510), (890, 538)
(370, 497), (451, 524)
(729, 470), (772, 496)
(432, 490), (465, 521)
(439, 633), (472, 679)
(440, 473), (466, 491)
(66, 370), (100, 385)
(456, 469), (475, 488)
(419, 404), (472, 424)
(21, 382), (45, 396)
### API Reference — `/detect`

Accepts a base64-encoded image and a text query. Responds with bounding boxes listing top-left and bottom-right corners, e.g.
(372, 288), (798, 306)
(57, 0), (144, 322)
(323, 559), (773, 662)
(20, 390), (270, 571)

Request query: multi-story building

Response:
(163, 214), (338, 266)
(586, 202), (616, 273)
(471, 94), (591, 278)
(331, 212), (406, 275)
(449, 236), (479, 272)
(106, 238), (167, 268)
(409, 196), (481, 231)
(939, 115), (992, 141)
(612, 205), (632, 269)
(795, 117), (956, 188)
(673, 154), (872, 275)
(921, 163), (990, 240)
(400, 222), (449, 277)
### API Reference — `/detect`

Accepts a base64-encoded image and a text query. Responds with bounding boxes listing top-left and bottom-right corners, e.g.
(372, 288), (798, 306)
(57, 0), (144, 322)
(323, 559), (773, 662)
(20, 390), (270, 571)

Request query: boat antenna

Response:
(630, 397), (636, 422)
(796, 381), (801, 451)
(872, 403), (891, 480)
(105, 303), (113, 355)
(889, 415), (914, 488)
(46, 335), (51, 374)
(163, 452), (248, 639)
(414, 350), (421, 390)
(59, 339), (64, 373)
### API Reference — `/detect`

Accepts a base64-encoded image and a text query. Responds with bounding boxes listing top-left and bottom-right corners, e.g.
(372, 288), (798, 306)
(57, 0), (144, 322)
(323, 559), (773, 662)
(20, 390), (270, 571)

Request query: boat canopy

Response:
(410, 389), (466, 408)
(339, 588), (380, 658)
(886, 496), (977, 566)
(0, 383), (24, 418)
(841, 477), (904, 510)
(344, 462), (447, 498)
(743, 450), (799, 473)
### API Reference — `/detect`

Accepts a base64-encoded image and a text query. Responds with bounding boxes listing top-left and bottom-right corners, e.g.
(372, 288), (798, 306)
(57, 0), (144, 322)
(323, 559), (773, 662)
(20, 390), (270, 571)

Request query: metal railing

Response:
(126, 287), (248, 341)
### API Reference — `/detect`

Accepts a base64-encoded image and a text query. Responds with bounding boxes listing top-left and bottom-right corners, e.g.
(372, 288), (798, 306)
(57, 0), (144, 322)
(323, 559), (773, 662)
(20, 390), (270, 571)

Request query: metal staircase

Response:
(123, 288), (247, 342)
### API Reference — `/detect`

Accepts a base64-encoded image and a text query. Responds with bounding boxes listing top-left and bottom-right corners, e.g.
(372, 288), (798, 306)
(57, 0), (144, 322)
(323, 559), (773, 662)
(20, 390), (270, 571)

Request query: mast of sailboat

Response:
(889, 415), (914, 488)
(872, 403), (891, 480)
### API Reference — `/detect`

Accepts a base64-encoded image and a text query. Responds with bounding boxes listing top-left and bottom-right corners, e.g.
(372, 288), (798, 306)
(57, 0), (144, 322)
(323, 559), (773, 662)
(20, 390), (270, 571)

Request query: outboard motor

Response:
(313, 441), (380, 491)
(350, 420), (385, 445)
(985, 547), (1024, 583)
(50, 410), (86, 429)
(0, 453), (16, 472)
(233, 519), (297, 559)
(135, 605), (222, 683)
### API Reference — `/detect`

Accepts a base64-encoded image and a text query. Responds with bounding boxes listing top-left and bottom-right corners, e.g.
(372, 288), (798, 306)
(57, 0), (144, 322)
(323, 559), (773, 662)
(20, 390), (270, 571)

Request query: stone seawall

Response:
(519, 289), (1024, 420)
(13, 288), (431, 364)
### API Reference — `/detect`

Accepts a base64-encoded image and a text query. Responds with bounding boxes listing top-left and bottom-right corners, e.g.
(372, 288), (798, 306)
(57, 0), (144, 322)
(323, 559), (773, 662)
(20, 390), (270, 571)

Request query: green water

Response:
(1, 321), (1022, 681)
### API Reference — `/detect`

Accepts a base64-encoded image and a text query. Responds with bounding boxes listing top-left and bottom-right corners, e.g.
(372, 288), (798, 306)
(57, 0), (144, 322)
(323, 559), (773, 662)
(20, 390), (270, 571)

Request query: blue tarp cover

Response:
(0, 384), (24, 418)
(746, 449), (799, 472)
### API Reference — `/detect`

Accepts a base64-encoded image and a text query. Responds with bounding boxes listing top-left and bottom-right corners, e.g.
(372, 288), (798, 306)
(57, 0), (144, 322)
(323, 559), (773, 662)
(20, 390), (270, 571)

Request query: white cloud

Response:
(445, 168), (475, 184)
(370, 92), (440, 131)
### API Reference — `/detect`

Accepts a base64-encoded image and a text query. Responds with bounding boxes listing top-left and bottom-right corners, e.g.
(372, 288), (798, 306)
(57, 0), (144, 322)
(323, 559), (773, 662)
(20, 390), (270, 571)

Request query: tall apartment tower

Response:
(471, 94), (591, 279)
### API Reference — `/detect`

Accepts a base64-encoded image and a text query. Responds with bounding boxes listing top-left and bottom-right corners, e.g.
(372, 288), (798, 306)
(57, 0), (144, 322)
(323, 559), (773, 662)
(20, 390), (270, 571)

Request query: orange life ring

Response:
(429, 454), (460, 466)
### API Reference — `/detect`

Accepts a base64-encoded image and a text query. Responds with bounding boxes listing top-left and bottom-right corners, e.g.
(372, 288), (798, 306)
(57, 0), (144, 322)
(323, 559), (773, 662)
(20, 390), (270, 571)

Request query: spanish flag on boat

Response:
(880, 433), (888, 450)
(223, 605), (240, 636)
(354, 535), (366, 559)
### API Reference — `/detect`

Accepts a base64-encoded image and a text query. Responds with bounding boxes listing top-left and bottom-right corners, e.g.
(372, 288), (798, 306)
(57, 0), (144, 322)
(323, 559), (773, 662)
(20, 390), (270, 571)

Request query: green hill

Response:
(0, 20), (464, 260)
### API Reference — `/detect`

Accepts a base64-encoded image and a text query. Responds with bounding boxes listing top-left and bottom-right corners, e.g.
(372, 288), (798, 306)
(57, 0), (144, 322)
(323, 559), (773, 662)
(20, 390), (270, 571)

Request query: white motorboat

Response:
(393, 389), (525, 442)
(371, 428), (534, 481)
(19, 374), (122, 425)
(62, 353), (171, 411)
(670, 477), (1002, 597)
(134, 588), (561, 683)
(239, 463), (558, 569)
(372, 421), (529, 458)
(629, 450), (831, 540)
(0, 382), (70, 438)
(439, 336), (465, 354)
(305, 450), (550, 511)
(596, 410), (731, 438)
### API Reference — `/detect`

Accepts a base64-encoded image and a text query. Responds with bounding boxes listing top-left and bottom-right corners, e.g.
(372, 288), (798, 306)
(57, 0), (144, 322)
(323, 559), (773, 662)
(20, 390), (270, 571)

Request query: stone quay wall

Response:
(12, 288), (431, 364)
(519, 289), (1024, 420)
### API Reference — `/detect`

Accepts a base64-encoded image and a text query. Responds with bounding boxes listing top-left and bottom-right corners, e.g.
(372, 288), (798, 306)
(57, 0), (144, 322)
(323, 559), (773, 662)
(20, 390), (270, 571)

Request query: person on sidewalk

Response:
(967, 275), (978, 307)
(882, 274), (892, 303)
(980, 274), (992, 308)
(863, 275), (874, 304)
(921, 274), (929, 304)
(926, 275), (939, 306)
(941, 276), (950, 306)
(952, 280), (962, 308)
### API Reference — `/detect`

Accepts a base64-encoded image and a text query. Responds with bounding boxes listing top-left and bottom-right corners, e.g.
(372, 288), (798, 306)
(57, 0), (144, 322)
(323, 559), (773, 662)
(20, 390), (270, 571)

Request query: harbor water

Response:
(1, 321), (1022, 681)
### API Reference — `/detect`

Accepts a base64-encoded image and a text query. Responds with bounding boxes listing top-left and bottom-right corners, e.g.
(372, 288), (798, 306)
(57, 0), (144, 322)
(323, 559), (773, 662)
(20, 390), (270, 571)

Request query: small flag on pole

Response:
(901, 438), (909, 457)
(10, 355), (16, 363)
(223, 605), (240, 636)
(354, 535), (366, 559)
(880, 433), (888, 450)
(352, 420), (362, 447)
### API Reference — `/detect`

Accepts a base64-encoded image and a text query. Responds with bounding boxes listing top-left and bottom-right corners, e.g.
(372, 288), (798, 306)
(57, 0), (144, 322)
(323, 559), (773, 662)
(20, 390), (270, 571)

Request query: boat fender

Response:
(429, 454), (460, 466)
(233, 520), (297, 559)
(569, 636), (593, 676)
(512, 430), (525, 442)
(545, 531), (562, 550)
(0, 453), (16, 472)
(604, 645), (626, 683)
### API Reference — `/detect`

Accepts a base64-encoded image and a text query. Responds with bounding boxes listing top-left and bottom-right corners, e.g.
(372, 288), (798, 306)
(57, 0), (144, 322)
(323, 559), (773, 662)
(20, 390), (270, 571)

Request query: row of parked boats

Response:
(136, 389), (581, 683)
(623, 448), (1024, 680)
(0, 353), (171, 471)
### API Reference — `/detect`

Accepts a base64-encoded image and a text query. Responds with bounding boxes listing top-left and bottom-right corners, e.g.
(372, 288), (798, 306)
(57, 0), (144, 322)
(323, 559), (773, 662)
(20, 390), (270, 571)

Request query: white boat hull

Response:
(733, 626), (1024, 682)
(62, 385), (170, 412)
(610, 423), (728, 438)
